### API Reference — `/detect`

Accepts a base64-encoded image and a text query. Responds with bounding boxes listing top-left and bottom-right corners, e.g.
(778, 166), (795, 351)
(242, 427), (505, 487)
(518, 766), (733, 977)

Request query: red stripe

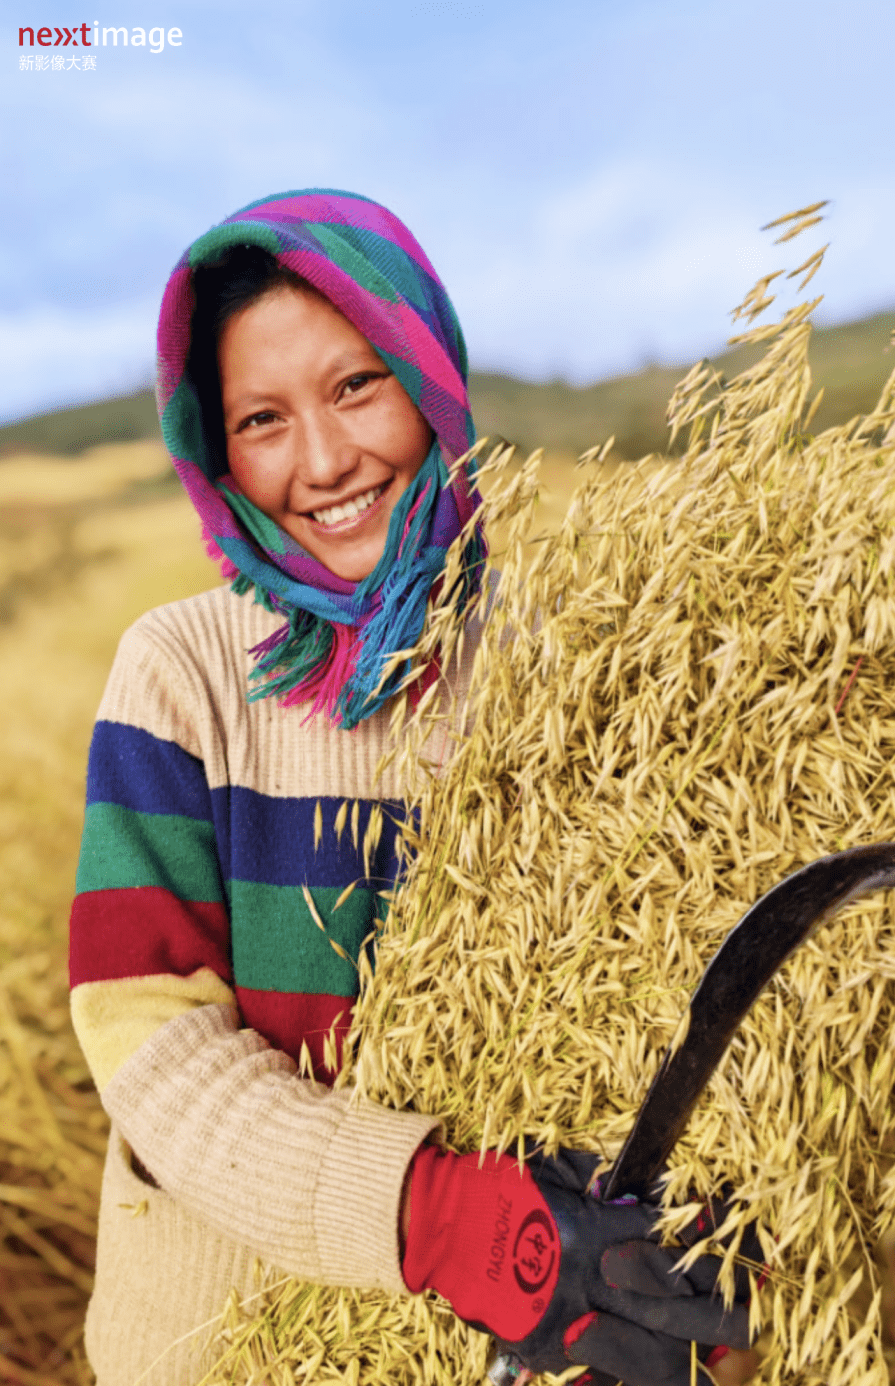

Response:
(69, 887), (231, 987)
(563, 1312), (599, 1350)
(235, 987), (354, 1081)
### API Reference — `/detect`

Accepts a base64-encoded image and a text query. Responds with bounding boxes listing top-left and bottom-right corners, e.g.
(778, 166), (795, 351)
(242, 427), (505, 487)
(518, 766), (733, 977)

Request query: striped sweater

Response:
(68, 583), (479, 1384)
(70, 596), (407, 1087)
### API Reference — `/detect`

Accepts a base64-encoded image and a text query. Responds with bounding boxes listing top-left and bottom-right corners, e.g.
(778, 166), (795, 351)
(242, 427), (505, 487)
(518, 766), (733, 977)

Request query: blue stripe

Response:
(86, 721), (213, 819)
(86, 723), (407, 894)
(211, 789), (405, 890)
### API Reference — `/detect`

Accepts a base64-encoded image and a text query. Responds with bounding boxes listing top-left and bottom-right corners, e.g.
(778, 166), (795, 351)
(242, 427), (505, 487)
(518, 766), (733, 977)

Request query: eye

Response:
(236, 410), (279, 432)
(342, 371), (384, 398)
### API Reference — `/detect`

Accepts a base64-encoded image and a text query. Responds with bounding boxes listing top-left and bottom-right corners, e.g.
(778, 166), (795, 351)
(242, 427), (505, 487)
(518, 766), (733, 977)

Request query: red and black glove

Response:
(402, 1142), (758, 1386)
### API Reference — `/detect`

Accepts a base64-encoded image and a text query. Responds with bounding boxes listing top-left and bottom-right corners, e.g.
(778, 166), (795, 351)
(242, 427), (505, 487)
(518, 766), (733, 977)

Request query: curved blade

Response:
(600, 842), (895, 1202)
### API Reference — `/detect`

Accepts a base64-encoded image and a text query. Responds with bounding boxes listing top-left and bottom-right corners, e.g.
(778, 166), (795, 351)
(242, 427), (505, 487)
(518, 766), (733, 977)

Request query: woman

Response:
(69, 189), (758, 1385)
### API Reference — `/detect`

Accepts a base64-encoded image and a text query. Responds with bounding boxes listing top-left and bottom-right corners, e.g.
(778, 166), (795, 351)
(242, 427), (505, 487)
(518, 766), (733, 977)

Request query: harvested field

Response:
(0, 444), (220, 1383)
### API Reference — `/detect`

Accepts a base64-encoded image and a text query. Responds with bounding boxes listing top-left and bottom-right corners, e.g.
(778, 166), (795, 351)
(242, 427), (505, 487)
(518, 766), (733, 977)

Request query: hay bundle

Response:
(200, 209), (895, 1385)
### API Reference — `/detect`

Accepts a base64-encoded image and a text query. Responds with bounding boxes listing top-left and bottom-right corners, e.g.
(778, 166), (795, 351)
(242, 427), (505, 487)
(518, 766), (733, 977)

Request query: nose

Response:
(289, 406), (357, 495)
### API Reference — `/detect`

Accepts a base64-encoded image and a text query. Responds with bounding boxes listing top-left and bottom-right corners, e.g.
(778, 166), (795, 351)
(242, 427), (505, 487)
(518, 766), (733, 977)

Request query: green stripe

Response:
(306, 225), (400, 304)
(162, 378), (207, 472)
(75, 803), (223, 900)
(374, 349), (423, 410)
(306, 223), (430, 312)
(189, 221), (281, 267)
(230, 881), (387, 995)
(224, 487), (287, 554)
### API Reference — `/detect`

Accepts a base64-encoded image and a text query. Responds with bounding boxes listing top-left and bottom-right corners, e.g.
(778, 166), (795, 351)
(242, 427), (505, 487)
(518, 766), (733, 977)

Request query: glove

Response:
(402, 1141), (757, 1386)
(556, 1178), (764, 1386)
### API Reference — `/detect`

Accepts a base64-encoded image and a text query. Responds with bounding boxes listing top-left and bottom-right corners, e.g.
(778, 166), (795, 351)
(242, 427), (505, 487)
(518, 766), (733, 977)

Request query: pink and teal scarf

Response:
(156, 189), (487, 729)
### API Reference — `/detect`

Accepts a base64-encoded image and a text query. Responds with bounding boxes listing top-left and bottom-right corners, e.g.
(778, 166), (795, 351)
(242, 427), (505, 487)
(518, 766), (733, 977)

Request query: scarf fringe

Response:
(246, 610), (352, 721)
(241, 526), (486, 730)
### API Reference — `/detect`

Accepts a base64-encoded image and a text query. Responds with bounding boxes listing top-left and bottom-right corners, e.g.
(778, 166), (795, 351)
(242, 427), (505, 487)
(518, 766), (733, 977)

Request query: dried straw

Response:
(0, 954), (106, 1385)
(209, 210), (895, 1384)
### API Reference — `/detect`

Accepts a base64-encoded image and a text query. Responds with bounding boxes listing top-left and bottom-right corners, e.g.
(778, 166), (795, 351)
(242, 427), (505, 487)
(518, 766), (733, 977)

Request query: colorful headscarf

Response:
(156, 188), (487, 729)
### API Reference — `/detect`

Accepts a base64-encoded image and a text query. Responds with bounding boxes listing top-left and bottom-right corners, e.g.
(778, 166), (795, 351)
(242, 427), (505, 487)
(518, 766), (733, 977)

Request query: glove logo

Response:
(512, 1209), (557, 1294)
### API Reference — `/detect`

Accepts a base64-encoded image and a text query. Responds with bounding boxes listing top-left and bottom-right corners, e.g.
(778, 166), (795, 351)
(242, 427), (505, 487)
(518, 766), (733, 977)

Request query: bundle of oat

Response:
(201, 206), (895, 1386)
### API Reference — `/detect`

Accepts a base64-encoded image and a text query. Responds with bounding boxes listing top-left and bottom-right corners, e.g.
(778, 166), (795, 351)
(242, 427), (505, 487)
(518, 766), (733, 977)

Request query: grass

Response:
(0, 390), (161, 460)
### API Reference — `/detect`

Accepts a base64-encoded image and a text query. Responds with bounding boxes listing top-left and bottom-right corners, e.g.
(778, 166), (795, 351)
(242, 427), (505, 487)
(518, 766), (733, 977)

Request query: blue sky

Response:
(3, 0), (894, 424)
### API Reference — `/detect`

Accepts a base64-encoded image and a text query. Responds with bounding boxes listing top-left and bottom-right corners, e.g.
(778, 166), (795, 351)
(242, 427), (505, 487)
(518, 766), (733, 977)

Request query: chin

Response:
(306, 529), (390, 584)
(316, 547), (382, 584)
(286, 509), (392, 584)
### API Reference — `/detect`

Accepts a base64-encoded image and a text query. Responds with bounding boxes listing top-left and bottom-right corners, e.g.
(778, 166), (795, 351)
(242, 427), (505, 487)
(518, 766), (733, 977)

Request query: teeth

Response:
(312, 484), (384, 527)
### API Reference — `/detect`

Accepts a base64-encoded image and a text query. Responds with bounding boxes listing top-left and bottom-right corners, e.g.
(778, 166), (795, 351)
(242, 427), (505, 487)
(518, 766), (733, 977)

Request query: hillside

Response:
(0, 307), (892, 461)
(470, 308), (894, 456)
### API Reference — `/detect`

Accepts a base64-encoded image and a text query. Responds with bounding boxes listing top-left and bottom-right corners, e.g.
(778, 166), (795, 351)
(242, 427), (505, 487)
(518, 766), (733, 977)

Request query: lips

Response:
(310, 483), (387, 528)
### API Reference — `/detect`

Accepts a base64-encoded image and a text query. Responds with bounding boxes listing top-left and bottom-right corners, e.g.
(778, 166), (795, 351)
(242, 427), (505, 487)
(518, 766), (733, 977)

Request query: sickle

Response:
(488, 842), (895, 1384)
(600, 841), (895, 1201)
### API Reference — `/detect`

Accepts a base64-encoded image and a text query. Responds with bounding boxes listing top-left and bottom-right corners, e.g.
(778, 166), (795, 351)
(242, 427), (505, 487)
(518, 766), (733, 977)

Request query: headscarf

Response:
(156, 188), (487, 729)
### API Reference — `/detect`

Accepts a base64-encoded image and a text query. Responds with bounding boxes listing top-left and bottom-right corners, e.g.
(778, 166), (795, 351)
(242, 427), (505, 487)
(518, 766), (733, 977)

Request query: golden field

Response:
(0, 443), (220, 1384)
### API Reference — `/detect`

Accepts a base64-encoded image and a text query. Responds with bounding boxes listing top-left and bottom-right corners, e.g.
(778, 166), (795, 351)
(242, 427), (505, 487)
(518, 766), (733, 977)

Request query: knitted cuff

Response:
(313, 1094), (443, 1292)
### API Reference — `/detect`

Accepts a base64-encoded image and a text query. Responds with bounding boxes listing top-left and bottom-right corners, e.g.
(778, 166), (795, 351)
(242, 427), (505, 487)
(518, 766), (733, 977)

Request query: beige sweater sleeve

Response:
(103, 1002), (442, 1292)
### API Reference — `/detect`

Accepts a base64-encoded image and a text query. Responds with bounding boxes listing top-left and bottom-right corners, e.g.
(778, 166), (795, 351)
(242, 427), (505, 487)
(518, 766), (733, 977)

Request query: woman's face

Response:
(218, 284), (433, 583)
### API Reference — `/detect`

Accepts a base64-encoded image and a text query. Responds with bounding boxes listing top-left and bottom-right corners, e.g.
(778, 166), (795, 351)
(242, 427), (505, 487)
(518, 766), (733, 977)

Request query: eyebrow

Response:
(222, 392), (278, 422)
(325, 348), (386, 376)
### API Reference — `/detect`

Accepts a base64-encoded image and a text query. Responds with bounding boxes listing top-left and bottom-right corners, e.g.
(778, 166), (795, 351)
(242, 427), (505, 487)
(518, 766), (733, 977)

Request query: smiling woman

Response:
(168, 215), (486, 729)
(218, 280), (433, 582)
(68, 189), (759, 1386)
(67, 190), (494, 1386)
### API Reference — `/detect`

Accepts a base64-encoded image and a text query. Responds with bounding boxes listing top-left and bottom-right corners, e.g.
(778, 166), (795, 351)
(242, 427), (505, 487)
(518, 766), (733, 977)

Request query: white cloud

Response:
(452, 164), (809, 381)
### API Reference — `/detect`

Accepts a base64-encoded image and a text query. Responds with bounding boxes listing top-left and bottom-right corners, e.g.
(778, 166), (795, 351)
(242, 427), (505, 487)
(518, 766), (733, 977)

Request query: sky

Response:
(2, 0), (894, 425)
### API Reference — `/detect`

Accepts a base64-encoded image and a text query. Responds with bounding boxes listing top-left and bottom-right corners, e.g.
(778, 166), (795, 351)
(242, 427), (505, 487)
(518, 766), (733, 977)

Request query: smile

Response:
(310, 483), (387, 528)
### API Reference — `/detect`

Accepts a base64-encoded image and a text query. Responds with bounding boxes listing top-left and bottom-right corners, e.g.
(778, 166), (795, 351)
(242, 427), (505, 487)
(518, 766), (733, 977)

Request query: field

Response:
(0, 442), (220, 1383)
